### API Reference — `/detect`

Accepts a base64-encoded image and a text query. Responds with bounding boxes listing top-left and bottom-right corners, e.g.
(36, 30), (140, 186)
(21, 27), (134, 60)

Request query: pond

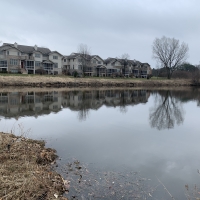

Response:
(0, 88), (200, 199)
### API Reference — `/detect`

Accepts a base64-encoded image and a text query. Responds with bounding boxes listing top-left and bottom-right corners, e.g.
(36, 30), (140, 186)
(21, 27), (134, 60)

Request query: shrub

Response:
(73, 70), (78, 77)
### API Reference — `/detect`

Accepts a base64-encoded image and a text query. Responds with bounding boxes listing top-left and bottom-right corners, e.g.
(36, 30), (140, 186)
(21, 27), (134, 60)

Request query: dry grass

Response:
(0, 74), (193, 87)
(0, 132), (67, 200)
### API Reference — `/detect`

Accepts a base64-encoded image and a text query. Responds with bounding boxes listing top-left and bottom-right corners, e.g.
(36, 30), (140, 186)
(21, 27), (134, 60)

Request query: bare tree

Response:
(77, 44), (91, 76)
(120, 53), (130, 76)
(152, 36), (189, 79)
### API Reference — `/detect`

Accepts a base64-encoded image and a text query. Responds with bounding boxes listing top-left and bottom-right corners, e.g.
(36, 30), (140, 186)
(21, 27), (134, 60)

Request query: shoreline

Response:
(0, 132), (67, 200)
(0, 75), (197, 88)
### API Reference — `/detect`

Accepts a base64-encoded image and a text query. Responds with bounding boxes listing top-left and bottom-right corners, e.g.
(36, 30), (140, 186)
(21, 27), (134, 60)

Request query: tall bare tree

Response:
(152, 36), (189, 79)
(119, 53), (130, 76)
(77, 44), (91, 76)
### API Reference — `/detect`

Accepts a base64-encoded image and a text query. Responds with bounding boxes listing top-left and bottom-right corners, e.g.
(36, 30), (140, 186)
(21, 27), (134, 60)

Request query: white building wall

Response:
(49, 53), (63, 74)
(33, 52), (43, 62)
(7, 48), (21, 56)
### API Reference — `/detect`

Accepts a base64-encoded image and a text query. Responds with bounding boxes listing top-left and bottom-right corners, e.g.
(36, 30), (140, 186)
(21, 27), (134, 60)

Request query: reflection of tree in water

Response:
(78, 108), (90, 121)
(149, 91), (184, 130)
(77, 91), (91, 121)
(119, 91), (128, 114)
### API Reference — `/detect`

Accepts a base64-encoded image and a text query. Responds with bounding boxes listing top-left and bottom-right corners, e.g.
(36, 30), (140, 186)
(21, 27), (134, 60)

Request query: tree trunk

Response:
(166, 67), (171, 79)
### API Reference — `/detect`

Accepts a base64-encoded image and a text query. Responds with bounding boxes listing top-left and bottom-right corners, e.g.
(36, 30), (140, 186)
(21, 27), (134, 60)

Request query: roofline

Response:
(1, 43), (23, 53)
(49, 51), (63, 56)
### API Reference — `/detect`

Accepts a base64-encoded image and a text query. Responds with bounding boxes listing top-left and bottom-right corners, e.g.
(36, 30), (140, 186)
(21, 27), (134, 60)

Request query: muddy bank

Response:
(0, 132), (68, 200)
(0, 75), (194, 88)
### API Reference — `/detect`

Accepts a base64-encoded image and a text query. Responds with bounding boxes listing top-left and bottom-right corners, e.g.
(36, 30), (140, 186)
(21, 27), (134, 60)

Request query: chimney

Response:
(34, 45), (38, 51)
(14, 42), (18, 48)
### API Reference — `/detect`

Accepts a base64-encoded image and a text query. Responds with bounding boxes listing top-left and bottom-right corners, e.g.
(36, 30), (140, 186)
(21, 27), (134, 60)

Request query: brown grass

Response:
(0, 132), (67, 200)
(0, 75), (193, 87)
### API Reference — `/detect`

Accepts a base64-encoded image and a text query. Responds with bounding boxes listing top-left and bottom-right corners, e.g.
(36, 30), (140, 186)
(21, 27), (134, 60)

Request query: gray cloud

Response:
(0, 0), (200, 66)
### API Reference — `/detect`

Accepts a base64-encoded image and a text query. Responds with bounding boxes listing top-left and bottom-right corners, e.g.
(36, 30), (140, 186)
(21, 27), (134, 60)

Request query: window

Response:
(10, 59), (18, 65)
(35, 53), (40, 58)
(18, 52), (21, 56)
(0, 60), (7, 67)
(78, 65), (82, 70)
(10, 69), (19, 73)
(0, 51), (3, 55)
(7, 51), (9, 55)
(54, 63), (58, 68)
(26, 61), (34, 66)
(35, 61), (40, 67)
(98, 61), (102, 64)
(54, 97), (58, 102)
(93, 60), (96, 64)
(64, 59), (66, 62)
(53, 55), (58, 59)
(53, 105), (58, 109)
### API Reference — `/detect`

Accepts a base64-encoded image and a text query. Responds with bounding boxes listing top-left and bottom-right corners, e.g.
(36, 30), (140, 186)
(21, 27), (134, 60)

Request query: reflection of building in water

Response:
(61, 89), (150, 120)
(0, 90), (150, 119)
(0, 91), (62, 119)
(62, 90), (150, 110)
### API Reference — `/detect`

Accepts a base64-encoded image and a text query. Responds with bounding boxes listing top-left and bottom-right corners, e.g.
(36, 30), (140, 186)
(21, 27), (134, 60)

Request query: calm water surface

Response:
(0, 88), (200, 199)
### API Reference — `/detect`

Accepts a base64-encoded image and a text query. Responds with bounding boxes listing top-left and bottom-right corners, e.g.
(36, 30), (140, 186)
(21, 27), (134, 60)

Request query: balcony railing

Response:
(84, 70), (93, 73)
(0, 55), (34, 60)
(26, 66), (34, 69)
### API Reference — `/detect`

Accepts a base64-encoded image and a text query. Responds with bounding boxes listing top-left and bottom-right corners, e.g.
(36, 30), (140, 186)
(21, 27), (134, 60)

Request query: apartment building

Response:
(0, 43), (63, 74)
(0, 42), (152, 77)
(62, 53), (105, 76)
(104, 57), (152, 78)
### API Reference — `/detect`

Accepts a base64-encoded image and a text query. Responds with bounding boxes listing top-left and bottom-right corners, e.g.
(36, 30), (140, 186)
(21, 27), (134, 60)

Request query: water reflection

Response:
(0, 89), (150, 121)
(149, 90), (184, 130)
(0, 89), (200, 128)
(0, 91), (62, 119)
(1, 88), (200, 199)
(62, 90), (150, 120)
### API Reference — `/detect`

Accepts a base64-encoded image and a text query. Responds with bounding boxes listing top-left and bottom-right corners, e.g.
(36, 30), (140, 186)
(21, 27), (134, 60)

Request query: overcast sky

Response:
(0, 0), (200, 67)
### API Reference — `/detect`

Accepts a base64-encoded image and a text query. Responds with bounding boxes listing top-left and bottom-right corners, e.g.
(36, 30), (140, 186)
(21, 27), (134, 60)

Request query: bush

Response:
(73, 71), (78, 77)
(0, 70), (8, 73)
(172, 70), (192, 79)
(35, 69), (46, 75)
(191, 69), (200, 85)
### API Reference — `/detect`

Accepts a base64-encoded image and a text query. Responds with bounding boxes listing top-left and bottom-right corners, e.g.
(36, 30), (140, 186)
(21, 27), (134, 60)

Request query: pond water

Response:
(0, 88), (200, 199)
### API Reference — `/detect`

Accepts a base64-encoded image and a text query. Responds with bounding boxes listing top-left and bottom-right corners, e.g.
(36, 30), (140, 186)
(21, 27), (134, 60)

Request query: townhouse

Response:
(0, 42), (152, 77)
(63, 54), (152, 78)
(0, 43), (63, 74)
(104, 57), (151, 78)
(62, 53), (105, 76)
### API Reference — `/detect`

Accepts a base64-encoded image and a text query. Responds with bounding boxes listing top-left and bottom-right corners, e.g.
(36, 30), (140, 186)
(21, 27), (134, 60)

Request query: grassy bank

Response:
(0, 74), (194, 88)
(0, 132), (67, 200)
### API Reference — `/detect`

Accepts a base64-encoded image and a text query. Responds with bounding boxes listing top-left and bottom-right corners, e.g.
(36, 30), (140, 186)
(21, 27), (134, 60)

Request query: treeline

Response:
(152, 63), (200, 81)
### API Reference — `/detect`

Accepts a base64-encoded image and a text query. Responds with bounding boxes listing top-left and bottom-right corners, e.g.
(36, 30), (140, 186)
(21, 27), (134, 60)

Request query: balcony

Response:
(22, 56), (34, 60)
(0, 61), (7, 68)
(84, 67), (93, 73)
(43, 63), (53, 71)
(26, 66), (34, 69)
(0, 54), (34, 60)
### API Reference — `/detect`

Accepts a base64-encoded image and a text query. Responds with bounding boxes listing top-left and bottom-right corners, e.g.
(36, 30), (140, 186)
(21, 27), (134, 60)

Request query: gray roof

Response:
(3, 43), (51, 55)
(42, 60), (54, 64)
(105, 57), (144, 64)
(104, 57), (117, 64)
(64, 53), (102, 61)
